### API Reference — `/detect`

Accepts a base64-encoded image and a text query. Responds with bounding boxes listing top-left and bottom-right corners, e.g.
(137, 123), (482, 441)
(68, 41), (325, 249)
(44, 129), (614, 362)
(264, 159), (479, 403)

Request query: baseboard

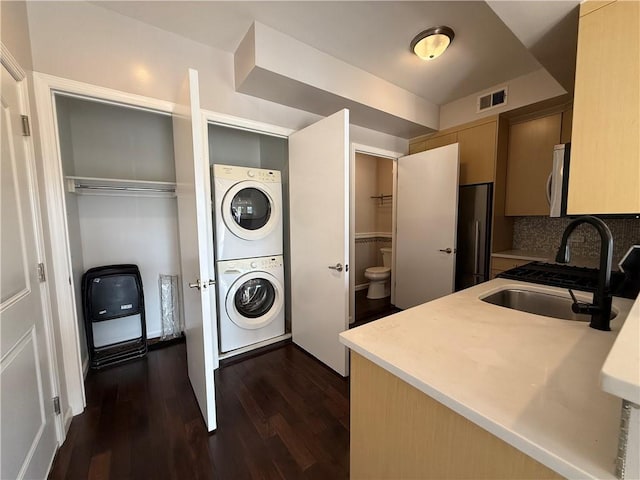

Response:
(62, 406), (73, 436)
(147, 333), (185, 350)
(218, 333), (292, 361)
(355, 283), (370, 291)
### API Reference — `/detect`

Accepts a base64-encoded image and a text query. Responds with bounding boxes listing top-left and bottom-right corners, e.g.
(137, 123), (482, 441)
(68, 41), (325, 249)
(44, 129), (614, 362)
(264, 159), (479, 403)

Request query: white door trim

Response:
(350, 143), (403, 316)
(31, 72), (177, 429)
(202, 109), (294, 138)
(1, 43), (26, 81)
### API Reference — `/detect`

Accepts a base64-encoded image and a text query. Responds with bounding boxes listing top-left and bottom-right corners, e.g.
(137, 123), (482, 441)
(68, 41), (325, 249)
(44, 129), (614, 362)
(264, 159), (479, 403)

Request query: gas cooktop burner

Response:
(497, 261), (626, 294)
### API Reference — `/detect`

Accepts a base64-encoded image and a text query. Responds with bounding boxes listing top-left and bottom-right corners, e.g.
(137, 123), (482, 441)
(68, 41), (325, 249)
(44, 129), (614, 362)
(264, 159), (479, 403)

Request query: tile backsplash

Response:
(513, 217), (640, 264)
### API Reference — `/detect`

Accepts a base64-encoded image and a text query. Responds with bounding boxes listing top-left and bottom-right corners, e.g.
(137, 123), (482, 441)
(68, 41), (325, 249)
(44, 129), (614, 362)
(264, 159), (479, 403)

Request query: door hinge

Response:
(21, 115), (31, 136)
(53, 396), (61, 415)
(37, 263), (46, 282)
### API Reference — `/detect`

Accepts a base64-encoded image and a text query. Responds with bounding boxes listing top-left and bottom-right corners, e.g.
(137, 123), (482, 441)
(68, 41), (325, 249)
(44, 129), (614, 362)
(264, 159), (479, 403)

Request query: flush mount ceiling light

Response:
(411, 26), (455, 61)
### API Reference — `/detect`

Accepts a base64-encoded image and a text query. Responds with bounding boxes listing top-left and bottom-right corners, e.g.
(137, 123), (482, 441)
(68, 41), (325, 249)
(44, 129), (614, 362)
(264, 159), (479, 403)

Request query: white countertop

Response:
(601, 296), (640, 405)
(340, 279), (635, 479)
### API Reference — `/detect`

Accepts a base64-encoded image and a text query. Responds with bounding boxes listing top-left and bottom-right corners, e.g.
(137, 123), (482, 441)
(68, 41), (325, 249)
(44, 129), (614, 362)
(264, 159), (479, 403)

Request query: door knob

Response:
(189, 279), (202, 290)
(439, 248), (453, 254)
(328, 263), (343, 272)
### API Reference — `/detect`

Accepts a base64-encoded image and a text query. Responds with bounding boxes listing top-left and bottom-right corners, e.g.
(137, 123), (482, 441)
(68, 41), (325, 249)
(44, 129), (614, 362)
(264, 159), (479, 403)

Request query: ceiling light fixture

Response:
(411, 26), (455, 61)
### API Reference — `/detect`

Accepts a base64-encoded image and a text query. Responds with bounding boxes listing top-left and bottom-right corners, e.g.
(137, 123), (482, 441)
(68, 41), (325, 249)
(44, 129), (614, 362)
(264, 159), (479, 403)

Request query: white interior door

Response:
(289, 109), (350, 376)
(173, 68), (217, 431)
(1, 61), (58, 479)
(395, 144), (459, 309)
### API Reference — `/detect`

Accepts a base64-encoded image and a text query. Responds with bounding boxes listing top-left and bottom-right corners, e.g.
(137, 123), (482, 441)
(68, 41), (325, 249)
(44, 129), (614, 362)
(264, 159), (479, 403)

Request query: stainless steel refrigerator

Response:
(455, 183), (492, 291)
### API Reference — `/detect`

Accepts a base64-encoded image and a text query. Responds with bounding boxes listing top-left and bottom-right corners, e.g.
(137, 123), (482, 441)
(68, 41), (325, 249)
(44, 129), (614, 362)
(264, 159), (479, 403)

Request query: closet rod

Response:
(73, 184), (175, 193)
(370, 193), (392, 206)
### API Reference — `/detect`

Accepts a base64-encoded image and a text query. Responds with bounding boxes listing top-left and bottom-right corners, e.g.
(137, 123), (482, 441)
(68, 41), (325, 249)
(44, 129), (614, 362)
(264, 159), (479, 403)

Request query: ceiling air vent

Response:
(477, 87), (508, 112)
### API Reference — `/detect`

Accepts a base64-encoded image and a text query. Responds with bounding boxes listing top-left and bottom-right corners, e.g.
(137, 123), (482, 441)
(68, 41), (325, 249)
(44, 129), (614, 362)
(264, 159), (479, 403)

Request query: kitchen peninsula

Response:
(340, 279), (636, 479)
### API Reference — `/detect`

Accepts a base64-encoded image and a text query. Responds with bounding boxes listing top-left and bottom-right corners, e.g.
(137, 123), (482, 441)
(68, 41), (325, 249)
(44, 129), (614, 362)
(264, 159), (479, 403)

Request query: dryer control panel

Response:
(213, 164), (281, 183)
(219, 255), (283, 274)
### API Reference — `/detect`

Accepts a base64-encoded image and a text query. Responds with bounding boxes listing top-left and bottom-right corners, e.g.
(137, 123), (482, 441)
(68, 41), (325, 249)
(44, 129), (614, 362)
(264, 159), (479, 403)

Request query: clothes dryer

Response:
(216, 255), (285, 353)
(212, 164), (283, 260)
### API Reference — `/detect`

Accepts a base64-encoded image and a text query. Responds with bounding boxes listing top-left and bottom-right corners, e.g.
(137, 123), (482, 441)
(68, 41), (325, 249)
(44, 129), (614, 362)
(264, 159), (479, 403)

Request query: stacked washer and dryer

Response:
(212, 164), (285, 353)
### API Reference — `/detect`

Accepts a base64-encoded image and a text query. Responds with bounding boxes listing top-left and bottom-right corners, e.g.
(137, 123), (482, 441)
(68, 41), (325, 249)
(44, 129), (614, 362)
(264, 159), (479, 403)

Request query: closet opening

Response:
(54, 94), (182, 373)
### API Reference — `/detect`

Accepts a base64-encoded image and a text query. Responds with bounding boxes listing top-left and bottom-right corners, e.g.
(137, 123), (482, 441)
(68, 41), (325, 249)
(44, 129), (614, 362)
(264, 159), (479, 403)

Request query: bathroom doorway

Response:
(351, 149), (401, 327)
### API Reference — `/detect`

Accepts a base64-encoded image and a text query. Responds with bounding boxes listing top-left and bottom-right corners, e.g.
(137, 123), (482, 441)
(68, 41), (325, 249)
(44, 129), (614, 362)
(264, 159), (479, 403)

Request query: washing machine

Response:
(216, 255), (285, 353)
(212, 164), (283, 260)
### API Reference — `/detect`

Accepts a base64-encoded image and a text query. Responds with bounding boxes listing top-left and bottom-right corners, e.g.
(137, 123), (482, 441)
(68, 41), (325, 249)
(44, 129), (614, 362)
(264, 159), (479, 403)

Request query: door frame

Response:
(2, 43), (64, 450)
(350, 143), (403, 321)
(32, 72), (176, 436)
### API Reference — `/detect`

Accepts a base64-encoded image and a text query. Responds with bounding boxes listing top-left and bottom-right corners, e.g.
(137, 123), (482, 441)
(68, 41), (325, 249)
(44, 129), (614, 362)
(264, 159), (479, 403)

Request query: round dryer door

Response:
(226, 272), (284, 330)
(222, 181), (280, 241)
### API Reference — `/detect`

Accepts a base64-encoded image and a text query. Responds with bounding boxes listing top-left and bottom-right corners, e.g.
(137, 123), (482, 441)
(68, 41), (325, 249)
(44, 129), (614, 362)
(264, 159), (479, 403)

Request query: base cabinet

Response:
(350, 352), (563, 480)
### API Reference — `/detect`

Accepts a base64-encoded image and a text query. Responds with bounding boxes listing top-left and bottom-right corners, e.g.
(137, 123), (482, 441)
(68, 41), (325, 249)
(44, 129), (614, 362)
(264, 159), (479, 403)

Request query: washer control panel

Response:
(219, 255), (283, 274)
(213, 164), (281, 183)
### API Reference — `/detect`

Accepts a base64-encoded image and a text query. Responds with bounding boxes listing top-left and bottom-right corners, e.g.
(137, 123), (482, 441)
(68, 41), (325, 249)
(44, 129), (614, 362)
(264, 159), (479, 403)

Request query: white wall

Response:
(355, 154), (378, 234)
(25, 1), (407, 154)
(77, 195), (181, 342)
(439, 68), (567, 130)
(1, 0), (33, 71)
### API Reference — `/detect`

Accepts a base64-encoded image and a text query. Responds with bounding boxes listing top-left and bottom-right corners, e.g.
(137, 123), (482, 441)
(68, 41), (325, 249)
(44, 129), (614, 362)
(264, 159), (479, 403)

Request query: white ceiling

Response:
(92, 1), (559, 106)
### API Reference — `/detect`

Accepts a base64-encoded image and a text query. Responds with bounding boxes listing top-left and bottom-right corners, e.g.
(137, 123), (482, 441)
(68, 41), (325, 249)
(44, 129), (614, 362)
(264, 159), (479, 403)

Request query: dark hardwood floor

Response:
(352, 289), (401, 328)
(48, 342), (350, 480)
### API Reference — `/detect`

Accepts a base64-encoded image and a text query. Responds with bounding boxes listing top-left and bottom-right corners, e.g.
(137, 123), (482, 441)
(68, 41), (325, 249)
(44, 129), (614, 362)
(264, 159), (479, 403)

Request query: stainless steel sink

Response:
(481, 288), (617, 321)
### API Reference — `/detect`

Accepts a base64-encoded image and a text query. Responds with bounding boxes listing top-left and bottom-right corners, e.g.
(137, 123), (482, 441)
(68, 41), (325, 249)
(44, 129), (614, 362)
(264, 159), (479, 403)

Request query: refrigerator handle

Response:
(546, 171), (553, 205)
(473, 221), (481, 279)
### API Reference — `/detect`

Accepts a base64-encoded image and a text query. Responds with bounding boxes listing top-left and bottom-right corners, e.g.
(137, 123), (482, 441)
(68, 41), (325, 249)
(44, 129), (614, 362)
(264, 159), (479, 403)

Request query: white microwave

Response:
(547, 143), (570, 217)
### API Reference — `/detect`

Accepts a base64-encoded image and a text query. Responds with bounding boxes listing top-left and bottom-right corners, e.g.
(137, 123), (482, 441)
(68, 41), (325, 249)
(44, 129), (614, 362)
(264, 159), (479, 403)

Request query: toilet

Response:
(364, 247), (392, 299)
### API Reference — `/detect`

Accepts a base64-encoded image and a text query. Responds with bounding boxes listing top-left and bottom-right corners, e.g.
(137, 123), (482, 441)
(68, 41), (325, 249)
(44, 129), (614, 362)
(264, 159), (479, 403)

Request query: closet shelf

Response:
(66, 176), (176, 197)
(370, 194), (393, 205)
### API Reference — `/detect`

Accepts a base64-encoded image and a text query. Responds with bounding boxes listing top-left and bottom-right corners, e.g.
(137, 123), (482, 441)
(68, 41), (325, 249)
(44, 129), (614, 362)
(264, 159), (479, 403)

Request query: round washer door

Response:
(221, 180), (280, 241)
(226, 271), (284, 330)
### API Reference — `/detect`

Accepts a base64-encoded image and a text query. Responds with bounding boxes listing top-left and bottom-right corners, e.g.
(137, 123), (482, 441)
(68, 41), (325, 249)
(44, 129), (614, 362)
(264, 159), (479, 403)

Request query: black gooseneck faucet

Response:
(555, 215), (613, 331)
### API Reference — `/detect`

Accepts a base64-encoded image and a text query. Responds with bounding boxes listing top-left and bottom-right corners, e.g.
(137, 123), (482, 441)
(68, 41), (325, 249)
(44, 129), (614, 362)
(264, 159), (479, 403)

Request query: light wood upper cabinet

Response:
(458, 122), (496, 185)
(408, 140), (426, 155)
(568, 0), (640, 215)
(425, 132), (457, 151)
(560, 108), (572, 144)
(408, 120), (496, 186)
(505, 113), (562, 216)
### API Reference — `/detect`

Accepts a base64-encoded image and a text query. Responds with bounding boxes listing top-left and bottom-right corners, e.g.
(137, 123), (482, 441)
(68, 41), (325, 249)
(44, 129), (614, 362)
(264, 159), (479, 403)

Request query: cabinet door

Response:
(426, 132), (457, 151)
(458, 122), (496, 185)
(408, 140), (427, 155)
(505, 114), (561, 216)
(568, 0), (639, 214)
